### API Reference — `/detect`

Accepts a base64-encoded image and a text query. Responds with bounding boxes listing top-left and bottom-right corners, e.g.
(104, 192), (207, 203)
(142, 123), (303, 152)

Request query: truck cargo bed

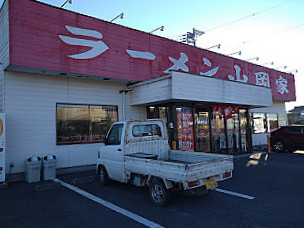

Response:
(124, 150), (233, 184)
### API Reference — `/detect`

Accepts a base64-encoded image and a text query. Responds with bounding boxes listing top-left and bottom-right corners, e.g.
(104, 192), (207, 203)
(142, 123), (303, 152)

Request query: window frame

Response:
(56, 103), (118, 145)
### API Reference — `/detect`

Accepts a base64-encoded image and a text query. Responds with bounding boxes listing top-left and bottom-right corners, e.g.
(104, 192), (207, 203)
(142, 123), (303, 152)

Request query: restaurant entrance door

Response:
(147, 105), (251, 154)
(194, 108), (211, 152)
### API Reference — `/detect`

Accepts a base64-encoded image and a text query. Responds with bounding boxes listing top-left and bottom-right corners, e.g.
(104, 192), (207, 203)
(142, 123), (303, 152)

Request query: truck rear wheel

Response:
(99, 166), (109, 185)
(149, 179), (171, 206)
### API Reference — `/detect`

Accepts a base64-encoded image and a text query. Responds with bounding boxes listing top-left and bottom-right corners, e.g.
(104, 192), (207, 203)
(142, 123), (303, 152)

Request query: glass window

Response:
(159, 107), (168, 124)
(56, 104), (118, 145)
(239, 109), (248, 152)
(211, 106), (226, 153)
(252, 113), (266, 134)
(106, 124), (123, 145)
(267, 114), (278, 132)
(287, 126), (304, 134)
(132, 124), (162, 137)
(147, 106), (157, 119)
(147, 106), (168, 123)
(194, 110), (210, 152)
(227, 109), (240, 154)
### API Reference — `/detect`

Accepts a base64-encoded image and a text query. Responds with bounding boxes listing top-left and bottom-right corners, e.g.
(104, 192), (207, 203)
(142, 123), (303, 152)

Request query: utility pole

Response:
(180, 28), (204, 47)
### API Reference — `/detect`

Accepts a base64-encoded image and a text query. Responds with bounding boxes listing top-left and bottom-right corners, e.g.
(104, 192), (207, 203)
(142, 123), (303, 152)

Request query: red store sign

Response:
(8, 0), (296, 101)
(176, 108), (194, 151)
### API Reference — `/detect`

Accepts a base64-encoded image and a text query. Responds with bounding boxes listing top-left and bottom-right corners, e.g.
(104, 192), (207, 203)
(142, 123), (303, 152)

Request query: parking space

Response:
(0, 179), (144, 228)
(1, 152), (304, 228)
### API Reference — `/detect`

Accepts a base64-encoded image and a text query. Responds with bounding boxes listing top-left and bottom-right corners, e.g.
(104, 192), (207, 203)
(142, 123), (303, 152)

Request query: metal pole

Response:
(193, 28), (196, 47)
(267, 134), (271, 153)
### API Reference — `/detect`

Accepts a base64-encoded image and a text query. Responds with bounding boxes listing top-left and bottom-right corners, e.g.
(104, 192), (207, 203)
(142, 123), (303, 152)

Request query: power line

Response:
(214, 21), (304, 51)
(241, 23), (304, 45)
(205, 0), (296, 33)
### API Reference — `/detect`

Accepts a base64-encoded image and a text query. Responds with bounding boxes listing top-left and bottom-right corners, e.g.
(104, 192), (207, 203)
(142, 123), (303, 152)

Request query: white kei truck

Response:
(96, 119), (233, 206)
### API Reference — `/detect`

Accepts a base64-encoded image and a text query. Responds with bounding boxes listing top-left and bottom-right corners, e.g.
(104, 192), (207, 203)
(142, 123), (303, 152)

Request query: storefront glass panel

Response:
(227, 109), (240, 154)
(252, 113), (267, 133)
(239, 109), (248, 152)
(211, 108), (226, 153)
(148, 105), (250, 154)
(267, 113), (279, 132)
(147, 106), (168, 123)
(159, 107), (168, 123)
(194, 110), (210, 152)
(147, 106), (158, 119)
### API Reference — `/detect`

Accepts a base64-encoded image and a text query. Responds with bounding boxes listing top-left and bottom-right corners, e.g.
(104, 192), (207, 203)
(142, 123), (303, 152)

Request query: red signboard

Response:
(177, 107), (194, 151)
(8, 0), (296, 101)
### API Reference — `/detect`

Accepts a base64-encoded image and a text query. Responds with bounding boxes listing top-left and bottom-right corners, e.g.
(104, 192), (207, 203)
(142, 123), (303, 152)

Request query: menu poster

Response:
(176, 107), (194, 150)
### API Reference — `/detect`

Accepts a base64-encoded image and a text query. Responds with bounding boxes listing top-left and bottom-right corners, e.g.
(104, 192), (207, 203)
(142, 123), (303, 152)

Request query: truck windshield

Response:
(106, 124), (123, 145)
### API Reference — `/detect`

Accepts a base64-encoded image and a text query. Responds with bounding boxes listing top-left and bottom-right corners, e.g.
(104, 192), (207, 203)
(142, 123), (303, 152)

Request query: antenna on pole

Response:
(180, 28), (204, 47)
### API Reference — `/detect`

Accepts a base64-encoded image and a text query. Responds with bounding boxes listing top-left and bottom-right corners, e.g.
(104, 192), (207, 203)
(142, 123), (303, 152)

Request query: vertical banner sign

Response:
(176, 107), (194, 151)
(0, 113), (5, 182)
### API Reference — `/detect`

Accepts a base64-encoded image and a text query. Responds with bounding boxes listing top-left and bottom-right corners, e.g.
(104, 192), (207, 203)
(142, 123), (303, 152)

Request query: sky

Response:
(1, 0), (303, 111)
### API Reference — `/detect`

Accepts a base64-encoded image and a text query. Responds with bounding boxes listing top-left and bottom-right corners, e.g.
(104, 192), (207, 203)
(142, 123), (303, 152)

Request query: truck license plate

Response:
(205, 178), (218, 190)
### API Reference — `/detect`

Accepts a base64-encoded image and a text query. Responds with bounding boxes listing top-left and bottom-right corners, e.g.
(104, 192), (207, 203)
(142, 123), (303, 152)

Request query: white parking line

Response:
(53, 178), (164, 228)
(213, 188), (255, 200)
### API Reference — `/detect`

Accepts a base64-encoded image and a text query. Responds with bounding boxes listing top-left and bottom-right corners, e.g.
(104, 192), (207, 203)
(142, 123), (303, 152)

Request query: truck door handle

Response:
(117, 149), (122, 151)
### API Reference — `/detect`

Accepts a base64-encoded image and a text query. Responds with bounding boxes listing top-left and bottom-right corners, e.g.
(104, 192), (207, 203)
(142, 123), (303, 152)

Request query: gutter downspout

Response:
(119, 87), (133, 121)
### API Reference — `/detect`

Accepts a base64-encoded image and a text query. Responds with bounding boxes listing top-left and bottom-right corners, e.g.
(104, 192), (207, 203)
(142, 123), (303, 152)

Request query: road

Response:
(0, 152), (303, 228)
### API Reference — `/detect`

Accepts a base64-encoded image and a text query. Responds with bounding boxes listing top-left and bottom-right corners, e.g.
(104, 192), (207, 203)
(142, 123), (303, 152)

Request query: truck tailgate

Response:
(184, 157), (233, 182)
(169, 150), (233, 182)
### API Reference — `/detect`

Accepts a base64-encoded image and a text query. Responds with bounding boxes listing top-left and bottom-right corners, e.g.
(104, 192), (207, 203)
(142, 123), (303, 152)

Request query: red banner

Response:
(213, 106), (239, 120)
(224, 106), (233, 120)
(8, 0), (296, 101)
(232, 107), (239, 114)
(177, 108), (194, 150)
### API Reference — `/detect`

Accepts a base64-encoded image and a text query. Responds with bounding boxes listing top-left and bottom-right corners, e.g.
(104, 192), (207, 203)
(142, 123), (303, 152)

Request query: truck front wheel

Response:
(99, 166), (109, 185)
(149, 179), (171, 206)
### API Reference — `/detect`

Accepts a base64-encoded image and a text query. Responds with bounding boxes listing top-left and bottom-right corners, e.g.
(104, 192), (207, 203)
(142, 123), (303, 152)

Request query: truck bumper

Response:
(182, 170), (232, 190)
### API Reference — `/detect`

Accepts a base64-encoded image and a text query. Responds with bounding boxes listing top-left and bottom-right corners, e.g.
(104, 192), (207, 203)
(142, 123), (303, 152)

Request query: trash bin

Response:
(24, 156), (42, 183)
(42, 154), (56, 180)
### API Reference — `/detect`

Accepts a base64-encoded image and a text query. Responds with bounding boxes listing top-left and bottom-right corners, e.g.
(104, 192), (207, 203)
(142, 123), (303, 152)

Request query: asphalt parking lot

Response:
(1, 151), (304, 228)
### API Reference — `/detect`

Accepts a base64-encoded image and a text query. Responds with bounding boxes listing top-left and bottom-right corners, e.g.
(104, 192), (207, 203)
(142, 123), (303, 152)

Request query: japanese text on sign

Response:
(176, 107), (194, 151)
